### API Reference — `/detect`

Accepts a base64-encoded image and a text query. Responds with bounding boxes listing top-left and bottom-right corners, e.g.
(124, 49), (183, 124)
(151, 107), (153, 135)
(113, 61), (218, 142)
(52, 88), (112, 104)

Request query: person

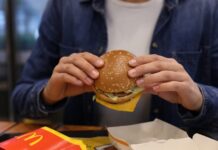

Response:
(12, 0), (218, 139)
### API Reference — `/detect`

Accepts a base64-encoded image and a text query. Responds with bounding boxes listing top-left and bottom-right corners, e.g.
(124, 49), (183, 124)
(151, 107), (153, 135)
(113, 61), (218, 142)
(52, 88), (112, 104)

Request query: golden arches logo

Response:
(16, 132), (43, 146)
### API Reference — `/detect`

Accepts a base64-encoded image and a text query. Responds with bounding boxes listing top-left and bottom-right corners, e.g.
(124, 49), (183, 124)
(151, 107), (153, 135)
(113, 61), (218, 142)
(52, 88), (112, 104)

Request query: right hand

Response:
(42, 52), (104, 105)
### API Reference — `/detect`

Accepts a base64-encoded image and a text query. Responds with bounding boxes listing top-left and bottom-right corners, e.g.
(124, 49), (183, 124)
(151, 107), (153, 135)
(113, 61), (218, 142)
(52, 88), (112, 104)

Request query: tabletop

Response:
(0, 121), (104, 133)
(0, 121), (16, 133)
(0, 121), (117, 149)
(0, 120), (107, 142)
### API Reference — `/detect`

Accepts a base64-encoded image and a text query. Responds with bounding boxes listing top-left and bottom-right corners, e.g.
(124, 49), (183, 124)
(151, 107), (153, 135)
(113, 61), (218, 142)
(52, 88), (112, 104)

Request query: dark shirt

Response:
(12, 0), (218, 139)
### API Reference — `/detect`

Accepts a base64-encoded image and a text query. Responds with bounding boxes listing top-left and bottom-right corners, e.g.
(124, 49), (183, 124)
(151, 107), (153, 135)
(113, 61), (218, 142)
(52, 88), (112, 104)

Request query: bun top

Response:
(94, 50), (136, 93)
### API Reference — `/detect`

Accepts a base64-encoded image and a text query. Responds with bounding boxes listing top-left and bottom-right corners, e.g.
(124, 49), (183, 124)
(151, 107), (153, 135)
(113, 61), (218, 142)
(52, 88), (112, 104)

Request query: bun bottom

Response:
(96, 91), (142, 104)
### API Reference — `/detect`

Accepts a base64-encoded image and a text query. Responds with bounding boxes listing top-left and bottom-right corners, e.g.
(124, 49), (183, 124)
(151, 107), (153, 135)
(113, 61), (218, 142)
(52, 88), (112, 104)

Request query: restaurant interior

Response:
(0, 0), (217, 149)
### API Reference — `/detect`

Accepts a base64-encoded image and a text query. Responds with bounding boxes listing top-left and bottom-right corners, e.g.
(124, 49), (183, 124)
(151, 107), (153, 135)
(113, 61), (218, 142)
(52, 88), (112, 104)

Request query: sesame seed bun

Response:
(95, 50), (135, 93)
(94, 50), (142, 104)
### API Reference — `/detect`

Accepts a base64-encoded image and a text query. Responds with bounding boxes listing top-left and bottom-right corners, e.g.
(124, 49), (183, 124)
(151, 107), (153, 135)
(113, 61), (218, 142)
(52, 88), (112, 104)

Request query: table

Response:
(0, 121), (104, 134)
(0, 121), (116, 150)
(0, 121), (16, 133)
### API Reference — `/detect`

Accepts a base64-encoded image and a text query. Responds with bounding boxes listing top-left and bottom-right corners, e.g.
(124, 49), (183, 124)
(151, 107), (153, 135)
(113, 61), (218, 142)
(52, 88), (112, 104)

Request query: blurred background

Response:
(0, 0), (48, 121)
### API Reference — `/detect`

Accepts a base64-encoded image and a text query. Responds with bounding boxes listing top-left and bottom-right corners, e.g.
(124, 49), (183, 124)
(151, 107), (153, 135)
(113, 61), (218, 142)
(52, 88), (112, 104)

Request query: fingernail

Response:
(136, 78), (144, 86)
(91, 70), (99, 78)
(96, 60), (104, 66)
(129, 59), (136, 66)
(128, 69), (136, 77)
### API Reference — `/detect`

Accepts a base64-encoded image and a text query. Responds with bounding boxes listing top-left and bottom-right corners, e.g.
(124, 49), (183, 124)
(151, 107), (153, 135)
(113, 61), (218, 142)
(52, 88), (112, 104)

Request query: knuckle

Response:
(177, 63), (184, 70)
(155, 62), (163, 70)
(64, 65), (70, 71)
(173, 83), (180, 90)
(81, 52), (90, 56)
(70, 53), (77, 57)
(60, 64), (70, 72)
(138, 56), (145, 62)
(70, 53), (80, 60)
(80, 52), (92, 60)
(53, 65), (59, 72)
(59, 56), (67, 63)
(182, 73), (190, 80)
(169, 58), (176, 63)
(151, 54), (160, 60)
(163, 71), (172, 79)
(72, 55), (80, 62)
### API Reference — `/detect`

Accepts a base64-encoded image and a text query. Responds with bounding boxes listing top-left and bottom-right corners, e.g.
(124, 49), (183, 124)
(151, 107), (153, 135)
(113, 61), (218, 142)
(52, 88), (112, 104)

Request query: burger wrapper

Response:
(96, 93), (142, 112)
(107, 119), (218, 150)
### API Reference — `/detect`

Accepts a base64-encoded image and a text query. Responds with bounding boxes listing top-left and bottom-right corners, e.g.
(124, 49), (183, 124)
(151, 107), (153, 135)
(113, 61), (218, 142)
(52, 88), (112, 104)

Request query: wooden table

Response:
(0, 121), (16, 133)
(0, 121), (105, 134)
(0, 121), (116, 149)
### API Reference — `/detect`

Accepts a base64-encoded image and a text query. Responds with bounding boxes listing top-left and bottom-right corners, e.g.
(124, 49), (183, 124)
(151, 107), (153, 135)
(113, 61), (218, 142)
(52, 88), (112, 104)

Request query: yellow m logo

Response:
(16, 132), (43, 146)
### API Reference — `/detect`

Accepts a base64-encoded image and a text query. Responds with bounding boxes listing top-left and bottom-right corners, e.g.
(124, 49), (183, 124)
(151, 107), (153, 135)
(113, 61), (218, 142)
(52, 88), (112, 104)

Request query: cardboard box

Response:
(107, 119), (218, 150)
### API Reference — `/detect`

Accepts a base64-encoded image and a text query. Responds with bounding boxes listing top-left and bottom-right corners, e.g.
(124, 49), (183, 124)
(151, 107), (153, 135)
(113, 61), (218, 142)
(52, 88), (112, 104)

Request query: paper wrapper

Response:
(76, 136), (112, 150)
(96, 93), (142, 112)
(107, 119), (218, 150)
(193, 134), (218, 150)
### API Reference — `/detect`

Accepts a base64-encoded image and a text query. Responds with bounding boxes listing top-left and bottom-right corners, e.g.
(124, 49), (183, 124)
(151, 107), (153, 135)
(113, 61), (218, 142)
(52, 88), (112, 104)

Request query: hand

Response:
(42, 52), (104, 104)
(128, 54), (203, 111)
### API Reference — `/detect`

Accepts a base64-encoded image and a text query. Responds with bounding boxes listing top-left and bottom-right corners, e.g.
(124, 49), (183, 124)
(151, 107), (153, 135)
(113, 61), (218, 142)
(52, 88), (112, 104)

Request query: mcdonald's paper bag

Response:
(0, 127), (86, 150)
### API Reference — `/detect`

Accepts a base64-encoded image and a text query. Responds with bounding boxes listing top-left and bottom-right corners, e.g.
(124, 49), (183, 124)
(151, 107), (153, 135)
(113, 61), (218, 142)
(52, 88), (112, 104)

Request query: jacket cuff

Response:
(177, 84), (213, 127)
(35, 80), (68, 114)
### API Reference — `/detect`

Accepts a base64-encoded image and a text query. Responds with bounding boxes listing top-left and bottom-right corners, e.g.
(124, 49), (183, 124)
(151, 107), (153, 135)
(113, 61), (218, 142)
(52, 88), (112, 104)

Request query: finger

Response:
(152, 82), (183, 104)
(128, 60), (184, 78)
(136, 71), (188, 87)
(129, 54), (169, 67)
(152, 81), (186, 93)
(56, 73), (84, 86)
(59, 52), (103, 67)
(71, 56), (101, 79)
(59, 52), (104, 79)
(55, 63), (93, 85)
(80, 52), (104, 67)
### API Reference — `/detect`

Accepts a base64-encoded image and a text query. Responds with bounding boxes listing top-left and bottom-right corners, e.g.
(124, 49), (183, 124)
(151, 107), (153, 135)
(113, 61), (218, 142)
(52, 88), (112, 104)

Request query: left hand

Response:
(128, 54), (203, 111)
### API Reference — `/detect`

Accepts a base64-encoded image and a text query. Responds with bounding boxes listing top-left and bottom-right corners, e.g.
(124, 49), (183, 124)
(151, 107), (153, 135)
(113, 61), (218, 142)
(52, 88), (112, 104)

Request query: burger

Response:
(94, 50), (143, 104)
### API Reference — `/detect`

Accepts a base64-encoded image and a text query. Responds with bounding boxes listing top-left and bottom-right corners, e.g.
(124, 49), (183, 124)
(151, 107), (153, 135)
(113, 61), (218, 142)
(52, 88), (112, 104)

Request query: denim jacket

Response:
(12, 0), (218, 139)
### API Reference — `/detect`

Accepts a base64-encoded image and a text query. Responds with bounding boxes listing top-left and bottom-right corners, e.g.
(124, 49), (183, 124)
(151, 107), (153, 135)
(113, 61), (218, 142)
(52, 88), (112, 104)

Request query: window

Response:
(0, 0), (48, 120)
(15, 0), (48, 70)
(0, 0), (6, 84)
(0, 0), (8, 120)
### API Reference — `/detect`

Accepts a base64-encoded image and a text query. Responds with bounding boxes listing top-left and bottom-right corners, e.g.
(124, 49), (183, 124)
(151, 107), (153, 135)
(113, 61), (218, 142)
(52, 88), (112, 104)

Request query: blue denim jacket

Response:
(12, 0), (218, 139)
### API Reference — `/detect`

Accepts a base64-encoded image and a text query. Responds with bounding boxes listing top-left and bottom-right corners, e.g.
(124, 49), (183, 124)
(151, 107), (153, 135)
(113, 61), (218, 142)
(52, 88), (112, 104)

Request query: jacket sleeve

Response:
(178, 2), (218, 139)
(11, 0), (67, 119)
